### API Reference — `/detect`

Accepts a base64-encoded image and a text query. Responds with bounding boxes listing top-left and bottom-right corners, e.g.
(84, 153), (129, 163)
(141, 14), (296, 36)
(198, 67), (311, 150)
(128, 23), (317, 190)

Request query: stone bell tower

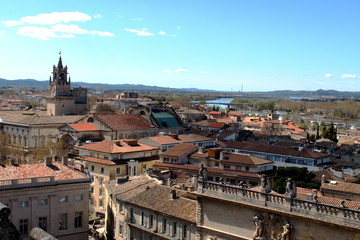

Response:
(47, 54), (88, 116)
(49, 56), (71, 97)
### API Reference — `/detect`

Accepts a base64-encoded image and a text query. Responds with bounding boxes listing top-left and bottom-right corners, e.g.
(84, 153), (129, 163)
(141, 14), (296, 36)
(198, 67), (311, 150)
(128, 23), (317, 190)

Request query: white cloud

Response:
(197, 70), (208, 74)
(324, 73), (332, 78)
(164, 68), (189, 73)
(17, 24), (114, 40)
(125, 28), (153, 36)
(3, 11), (92, 26)
(159, 31), (166, 35)
(341, 73), (357, 79)
(93, 14), (102, 19)
(17, 26), (74, 40)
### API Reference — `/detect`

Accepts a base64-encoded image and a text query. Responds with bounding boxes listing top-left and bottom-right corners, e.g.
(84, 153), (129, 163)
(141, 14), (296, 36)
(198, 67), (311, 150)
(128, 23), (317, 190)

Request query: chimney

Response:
(321, 175), (325, 185)
(45, 156), (52, 166)
(198, 146), (205, 154)
(123, 139), (138, 146)
(170, 189), (177, 200)
(219, 151), (225, 160)
(62, 156), (68, 165)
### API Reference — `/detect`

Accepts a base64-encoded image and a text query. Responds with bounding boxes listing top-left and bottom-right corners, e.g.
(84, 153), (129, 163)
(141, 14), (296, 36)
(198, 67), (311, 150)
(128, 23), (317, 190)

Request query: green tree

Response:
(272, 167), (318, 193)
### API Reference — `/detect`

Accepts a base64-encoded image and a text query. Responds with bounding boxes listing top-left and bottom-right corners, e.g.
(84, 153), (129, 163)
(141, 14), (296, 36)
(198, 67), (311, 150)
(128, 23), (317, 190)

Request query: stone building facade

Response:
(0, 159), (90, 240)
(47, 56), (87, 116)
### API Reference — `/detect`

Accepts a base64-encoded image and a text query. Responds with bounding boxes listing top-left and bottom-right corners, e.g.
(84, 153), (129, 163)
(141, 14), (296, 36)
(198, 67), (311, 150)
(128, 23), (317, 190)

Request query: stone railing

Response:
(0, 175), (90, 190)
(198, 181), (360, 227)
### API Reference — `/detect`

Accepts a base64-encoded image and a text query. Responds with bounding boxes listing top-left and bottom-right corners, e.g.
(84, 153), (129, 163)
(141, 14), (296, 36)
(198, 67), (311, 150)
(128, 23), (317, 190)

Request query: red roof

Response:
(70, 123), (99, 131)
(209, 111), (222, 115)
(153, 162), (261, 179)
(77, 140), (159, 154)
(95, 114), (152, 130)
(0, 162), (87, 181)
(208, 122), (224, 129)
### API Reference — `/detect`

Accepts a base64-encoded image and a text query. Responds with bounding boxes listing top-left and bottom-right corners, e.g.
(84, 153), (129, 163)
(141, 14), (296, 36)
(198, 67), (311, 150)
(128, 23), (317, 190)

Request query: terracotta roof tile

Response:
(70, 123), (99, 131)
(224, 141), (328, 159)
(161, 143), (198, 157)
(321, 181), (360, 195)
(82, 156), (117, 165)
(220, 152), (273, 166)
(77, 140), (159, 154)
(208, 122), (224, 129)
(95, 114), (152, 130)
(0, 162), (87, 181)
(153, 162), (262, 179)
(148, 134), (214, 145)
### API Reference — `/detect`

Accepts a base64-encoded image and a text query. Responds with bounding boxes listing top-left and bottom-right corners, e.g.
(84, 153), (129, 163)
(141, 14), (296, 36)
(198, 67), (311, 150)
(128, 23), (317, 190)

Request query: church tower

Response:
(47, 54), (88, 116)
(49, 56), (71, 97)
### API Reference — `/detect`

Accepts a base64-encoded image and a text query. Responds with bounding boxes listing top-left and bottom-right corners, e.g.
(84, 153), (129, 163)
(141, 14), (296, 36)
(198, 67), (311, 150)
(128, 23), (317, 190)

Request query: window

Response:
(59, 196), (68, 203)
(101, 167), (104, 173)
(236, 166), (241, 171)
(74, 212), (82, 228)
(19, 219), (28, 237)
(149, 215), (154, 228)
(163, 218), (167, 233)
(117, 168), (120, 174)
(20, 200), (28, 208)
(39, 216), (47, 231)
(91, 187), (94, 193)
(99, 199), (104, 208)
(39, 199), (48, 206)
(173, 222), (177, 236)
(130, 208), (134, 223)
(141, 212), (145, 226)
(59, 213), (67, 230)
(119, 222), (123, 236)
(75, 194), (83, 201)
(91, 165), (94, 171)
(119, 202), (124, 214)
(223, 165), (230, 170)
(183, 225), (188, 239)
(245, 166), (249, 171)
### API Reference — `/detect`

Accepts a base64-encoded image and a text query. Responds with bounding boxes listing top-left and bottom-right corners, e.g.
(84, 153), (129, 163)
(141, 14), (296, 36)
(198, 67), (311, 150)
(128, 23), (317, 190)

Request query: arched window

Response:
(87, 117), (94, 123)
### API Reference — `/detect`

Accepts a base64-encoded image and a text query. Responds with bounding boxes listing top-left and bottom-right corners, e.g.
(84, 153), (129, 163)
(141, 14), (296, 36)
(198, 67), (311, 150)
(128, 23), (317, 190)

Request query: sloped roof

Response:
(77, 140), (159, 154)
(0, 162), (87, 181)
(0, 113), (85, 125)
(154, 162), (262, 179)
(224, 141), (328, 159)
(220, 152), (273, 166)
(161, 143), (198, 157)
(321, 181), (360, 195)
(70, 123), (99, 131)
(148, 134), (214, 145)
(151, 111), (182, 128)
(95, 114), (152, 130)
(125, 184), (196, 222)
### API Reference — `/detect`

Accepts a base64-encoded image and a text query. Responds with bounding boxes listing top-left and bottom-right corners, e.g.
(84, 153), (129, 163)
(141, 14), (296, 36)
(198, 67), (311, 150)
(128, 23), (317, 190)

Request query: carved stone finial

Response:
(198, 164), (208, 181)
(260, 174), (267, 192)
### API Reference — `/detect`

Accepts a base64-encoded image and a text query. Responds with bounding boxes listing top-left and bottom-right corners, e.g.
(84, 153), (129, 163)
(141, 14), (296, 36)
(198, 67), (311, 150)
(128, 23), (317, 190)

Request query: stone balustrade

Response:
(198, 181), (360, 227)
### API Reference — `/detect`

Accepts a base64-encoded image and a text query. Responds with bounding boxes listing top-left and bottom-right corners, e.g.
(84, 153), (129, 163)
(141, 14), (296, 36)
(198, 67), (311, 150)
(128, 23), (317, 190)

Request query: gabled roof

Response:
(224, 141), (328, 159)
(209, 111), (222, 115)
(208, 122), (225, 129)
(228, 111), (244, 116)
(161, 143), (198, 157)
(95, 114), (152, 130)
(70, 123), (99, 131)
(77, 140), (159, 154)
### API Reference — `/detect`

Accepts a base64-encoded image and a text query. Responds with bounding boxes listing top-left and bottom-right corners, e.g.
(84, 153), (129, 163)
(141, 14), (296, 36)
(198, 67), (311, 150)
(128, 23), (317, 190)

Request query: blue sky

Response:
(0, 0), (359, 91)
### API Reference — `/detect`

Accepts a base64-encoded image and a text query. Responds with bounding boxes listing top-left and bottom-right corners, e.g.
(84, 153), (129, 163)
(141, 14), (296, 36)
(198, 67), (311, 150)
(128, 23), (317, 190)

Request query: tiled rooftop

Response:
(0, 162), (87, 181)
(95, 114), (152, 130)
(224, 141), (328, 159)
(321, 181), (360, 195)
(70, 123), (99, 131)
(77, 140), (159, 154)
(0, 113), (85, 125)
(161, 143), (198, 157)
(148, 134), (214, 145)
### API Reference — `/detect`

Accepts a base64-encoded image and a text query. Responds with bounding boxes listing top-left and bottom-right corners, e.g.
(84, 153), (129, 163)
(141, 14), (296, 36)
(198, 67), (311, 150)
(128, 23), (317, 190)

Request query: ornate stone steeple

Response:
(49, 55), (71, 97)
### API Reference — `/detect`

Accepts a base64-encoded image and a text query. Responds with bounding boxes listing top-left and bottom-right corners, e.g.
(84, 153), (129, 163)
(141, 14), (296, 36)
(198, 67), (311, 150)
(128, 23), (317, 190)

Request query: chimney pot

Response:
(170, 189), (177, 200)
(45, 156), (52, 166)
(62, 156), (68, 165)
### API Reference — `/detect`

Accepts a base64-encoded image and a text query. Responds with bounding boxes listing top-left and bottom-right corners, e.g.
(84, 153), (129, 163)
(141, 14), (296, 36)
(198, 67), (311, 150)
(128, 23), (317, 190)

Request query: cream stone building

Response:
(0, 158), (90, 240)
(106, 176), (197, 240)
(76, 139), (160, 217)
(0, 113), (85, 163)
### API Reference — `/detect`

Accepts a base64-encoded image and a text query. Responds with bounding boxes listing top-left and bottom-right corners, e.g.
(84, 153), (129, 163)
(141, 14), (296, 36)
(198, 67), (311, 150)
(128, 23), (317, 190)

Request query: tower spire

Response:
(57, 51), (63, 68)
